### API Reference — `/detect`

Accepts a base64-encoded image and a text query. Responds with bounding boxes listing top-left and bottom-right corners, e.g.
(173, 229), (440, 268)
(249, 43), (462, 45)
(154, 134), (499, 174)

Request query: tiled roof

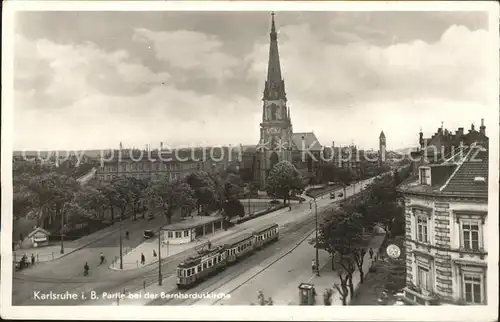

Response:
(441, 145), (488, 194)
(292, 132), (322, 151)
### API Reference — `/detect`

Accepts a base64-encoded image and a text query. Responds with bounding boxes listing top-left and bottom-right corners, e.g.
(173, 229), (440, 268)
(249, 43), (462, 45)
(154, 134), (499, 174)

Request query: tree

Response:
(152, 177), (196, 224)
(334, 270), (350, 306)
(74, 186), (106, 220)
(266, 161), (304, 205)
(186, 171), (217, 216)
(363, 175), (404, 237)
(317, 208), (364, 270)
(27, 173), (80, 230)
(128, 177), (149, 220)
(112, 176), (135, 222)
(222, 198), (245, 220)
(98, 182), (120, 223)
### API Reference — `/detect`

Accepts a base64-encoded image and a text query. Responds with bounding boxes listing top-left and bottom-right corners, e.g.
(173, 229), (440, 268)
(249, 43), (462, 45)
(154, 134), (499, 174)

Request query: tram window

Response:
(203, 262), (207, 269)
(215, 257), (218, 264)
(197, 265), (201, 272)
(186, 270), (190, 277)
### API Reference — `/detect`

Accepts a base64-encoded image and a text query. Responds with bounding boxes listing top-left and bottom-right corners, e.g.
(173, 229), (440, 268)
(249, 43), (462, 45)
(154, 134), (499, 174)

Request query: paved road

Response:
(12, 178), (375, 306)
(12, 214), (177, 305)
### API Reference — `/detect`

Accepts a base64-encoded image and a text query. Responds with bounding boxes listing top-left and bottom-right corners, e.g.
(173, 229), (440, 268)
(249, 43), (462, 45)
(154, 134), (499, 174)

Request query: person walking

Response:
(312, 259), (316, 273)
(369, 248), (374, 260)
(152, 249), (157, 257)
(31, 253), (35, 266)
(141, 253), (145, 265)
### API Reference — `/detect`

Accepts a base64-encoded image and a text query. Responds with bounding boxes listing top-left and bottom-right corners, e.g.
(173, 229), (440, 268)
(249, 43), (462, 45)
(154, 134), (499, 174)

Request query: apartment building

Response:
(399, 142), (489, 305)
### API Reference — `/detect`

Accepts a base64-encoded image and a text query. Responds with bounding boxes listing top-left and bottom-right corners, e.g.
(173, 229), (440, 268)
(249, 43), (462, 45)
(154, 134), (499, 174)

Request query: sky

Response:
(11, 10), (495, 151)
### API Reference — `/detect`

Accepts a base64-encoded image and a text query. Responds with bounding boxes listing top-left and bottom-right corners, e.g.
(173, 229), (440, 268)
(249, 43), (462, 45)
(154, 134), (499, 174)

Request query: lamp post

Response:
(60, 210), (64, 254)
(313, 198), (319, 276)
(117, 148), (123, 270)
(158, 227), (163, 285)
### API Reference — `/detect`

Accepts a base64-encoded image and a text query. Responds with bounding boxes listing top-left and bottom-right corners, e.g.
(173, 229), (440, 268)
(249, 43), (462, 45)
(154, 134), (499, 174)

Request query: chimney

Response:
(470, 123), (475, 132)
(438, 127), (443, 135)
(332, 141), (335, 148)
(160, 142), (163, 151)
(480, 118), (486, 136)
(457, 127), (464, 136)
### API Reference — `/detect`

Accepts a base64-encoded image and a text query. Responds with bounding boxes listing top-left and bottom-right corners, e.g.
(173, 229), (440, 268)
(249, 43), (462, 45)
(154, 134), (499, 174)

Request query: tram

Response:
(176, 223), (279, 289)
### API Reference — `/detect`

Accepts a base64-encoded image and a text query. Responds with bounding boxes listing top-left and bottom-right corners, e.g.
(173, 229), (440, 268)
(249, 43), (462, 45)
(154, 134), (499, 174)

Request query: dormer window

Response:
(419, 166), (431, 185)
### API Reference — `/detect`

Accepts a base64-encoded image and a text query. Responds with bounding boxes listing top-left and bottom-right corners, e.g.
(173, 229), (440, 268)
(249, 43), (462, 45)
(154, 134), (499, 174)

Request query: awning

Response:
(34, 237), (47, 242)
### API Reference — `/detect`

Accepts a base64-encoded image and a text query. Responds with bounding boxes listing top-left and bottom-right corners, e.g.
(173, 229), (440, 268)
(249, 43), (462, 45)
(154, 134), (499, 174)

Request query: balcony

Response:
(402, 286), (439, 305)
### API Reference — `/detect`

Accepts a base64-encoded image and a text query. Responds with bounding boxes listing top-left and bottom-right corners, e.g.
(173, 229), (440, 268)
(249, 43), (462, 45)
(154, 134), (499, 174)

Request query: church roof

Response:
(263, 13), (286, 101)
(292, 132), (322, 151)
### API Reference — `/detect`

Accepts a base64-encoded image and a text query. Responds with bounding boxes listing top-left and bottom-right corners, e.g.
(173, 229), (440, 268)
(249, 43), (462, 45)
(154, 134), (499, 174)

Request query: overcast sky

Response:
(12, 10), (494, 151)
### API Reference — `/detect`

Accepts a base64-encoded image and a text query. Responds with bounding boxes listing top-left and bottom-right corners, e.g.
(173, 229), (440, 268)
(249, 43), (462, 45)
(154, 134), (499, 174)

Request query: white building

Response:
(399, 142), (489, 305)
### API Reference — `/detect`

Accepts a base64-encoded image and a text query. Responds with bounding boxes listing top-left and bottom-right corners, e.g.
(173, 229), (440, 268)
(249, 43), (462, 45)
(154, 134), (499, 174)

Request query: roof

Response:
(178, 246), (225, 268)
(399, 143), (488, 198)
(223, 232), (254, 247)
(162, 215), (223, 230)
(102, 147), (233, 164)
(27, 227), (50, 238)
(292, 132), (322, 151)
(441, 145), (488, 194)
(380, 131), (386, 138)
(253, 223), (279, 234)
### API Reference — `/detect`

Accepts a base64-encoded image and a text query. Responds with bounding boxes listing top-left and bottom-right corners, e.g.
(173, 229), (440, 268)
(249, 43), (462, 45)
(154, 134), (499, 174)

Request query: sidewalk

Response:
(109, 228), (237, 270)
(13, 223), (121, 263)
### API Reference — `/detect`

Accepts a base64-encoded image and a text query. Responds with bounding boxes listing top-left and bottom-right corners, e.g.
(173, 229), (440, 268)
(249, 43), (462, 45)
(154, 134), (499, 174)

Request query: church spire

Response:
(264, 12), (286, 101)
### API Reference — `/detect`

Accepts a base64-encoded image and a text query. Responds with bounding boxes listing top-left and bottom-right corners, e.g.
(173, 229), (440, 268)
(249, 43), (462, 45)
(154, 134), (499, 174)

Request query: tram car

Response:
(176, 223), (280, 289)
(176, 245), (227, 289)
(224, 232), (255, 264)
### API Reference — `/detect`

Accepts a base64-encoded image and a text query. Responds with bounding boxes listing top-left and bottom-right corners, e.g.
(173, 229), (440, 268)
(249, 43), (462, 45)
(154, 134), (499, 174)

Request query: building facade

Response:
(248, 14), (322, 190)
(399, 138), (489, 305)
(97, 146), (235, 182)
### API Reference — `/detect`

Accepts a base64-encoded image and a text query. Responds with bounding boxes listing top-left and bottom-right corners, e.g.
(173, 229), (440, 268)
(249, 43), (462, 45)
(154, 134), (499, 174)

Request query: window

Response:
(419, 167), (431, 185)
(175, 231), (182, 238)
(417, 266), (430, 291)
(462, 220), (480, 250)
(184, 231), (189, 237)
(463, 274), (482, 304)
(203, 262), (207, 269)
(167, 232), (173, 238)
(417, 216), (428, 243)
(197, 265), (201, 272)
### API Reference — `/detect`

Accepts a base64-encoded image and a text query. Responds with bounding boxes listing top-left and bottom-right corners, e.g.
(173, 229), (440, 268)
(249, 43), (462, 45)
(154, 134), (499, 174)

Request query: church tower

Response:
(258, 13), (293, 189)
(379, 131), (386, 166)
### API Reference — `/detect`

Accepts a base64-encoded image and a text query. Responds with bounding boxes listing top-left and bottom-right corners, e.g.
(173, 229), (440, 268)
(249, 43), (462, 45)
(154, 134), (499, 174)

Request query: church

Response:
(240, 13), (323, 190)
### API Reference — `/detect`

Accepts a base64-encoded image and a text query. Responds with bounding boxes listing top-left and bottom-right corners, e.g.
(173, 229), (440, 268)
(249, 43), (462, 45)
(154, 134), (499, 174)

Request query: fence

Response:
(13, 251), (59, 263)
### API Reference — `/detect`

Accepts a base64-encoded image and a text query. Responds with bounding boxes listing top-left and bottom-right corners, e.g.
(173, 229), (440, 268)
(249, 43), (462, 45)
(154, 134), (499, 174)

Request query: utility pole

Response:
(158, 227), (163, 285)
(118, 146), (123, 270)
(60, 207), (64, 254)
(314, 198), (320, 276)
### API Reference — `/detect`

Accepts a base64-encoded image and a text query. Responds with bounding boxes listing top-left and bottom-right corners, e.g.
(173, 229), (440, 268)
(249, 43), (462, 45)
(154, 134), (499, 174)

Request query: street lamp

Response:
(313, 198), (320, 277)
(158, 226), (163, 285)
(117, 150), (123, 270)
(60, 214), (64, 254)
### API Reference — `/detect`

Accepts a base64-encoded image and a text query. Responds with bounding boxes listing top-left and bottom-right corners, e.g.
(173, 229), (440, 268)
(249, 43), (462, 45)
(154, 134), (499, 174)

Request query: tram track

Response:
(147, 207), (330, 306)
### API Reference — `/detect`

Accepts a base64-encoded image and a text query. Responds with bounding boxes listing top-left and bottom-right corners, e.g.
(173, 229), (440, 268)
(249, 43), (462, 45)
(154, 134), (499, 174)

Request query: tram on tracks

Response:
(176, 223), (279, 289)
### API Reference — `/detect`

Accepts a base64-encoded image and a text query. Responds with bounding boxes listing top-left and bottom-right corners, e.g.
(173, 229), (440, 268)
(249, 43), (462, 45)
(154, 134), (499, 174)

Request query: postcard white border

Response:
(1, 1), (499, 321)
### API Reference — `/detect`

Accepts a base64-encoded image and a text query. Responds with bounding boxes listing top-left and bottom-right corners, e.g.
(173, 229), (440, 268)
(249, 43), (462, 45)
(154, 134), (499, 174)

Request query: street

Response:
(12, 179), (374, 306)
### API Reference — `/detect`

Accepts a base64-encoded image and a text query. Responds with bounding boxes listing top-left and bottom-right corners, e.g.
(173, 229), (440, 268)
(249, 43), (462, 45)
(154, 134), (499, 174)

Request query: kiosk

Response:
(298, 282), (316, 305)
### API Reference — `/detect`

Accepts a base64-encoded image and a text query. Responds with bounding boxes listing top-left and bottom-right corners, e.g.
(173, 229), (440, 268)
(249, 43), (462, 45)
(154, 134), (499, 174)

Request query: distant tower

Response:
(379, 131), (386, 166)
(258, 12), (293, 190)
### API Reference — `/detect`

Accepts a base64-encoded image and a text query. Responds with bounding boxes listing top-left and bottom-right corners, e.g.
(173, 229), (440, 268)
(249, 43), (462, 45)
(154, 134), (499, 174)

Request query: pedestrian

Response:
(288, 205), (292, 211)
(309, 201), (312, 209)
(312, 259), (316, 273)
(31, 254), (35, 266)
(369, 248), (374, 260)
(208, 241), (212, 249)
(153, 249), (157, 257)
(141, 253), (145, 265)
(125, 231), (129, 239)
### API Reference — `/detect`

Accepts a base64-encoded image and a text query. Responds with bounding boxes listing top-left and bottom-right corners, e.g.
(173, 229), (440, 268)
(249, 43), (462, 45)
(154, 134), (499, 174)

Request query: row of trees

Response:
(13, 164), (249, 233)
(13, 158), (309, 233)
(317, 167), (409, 305)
